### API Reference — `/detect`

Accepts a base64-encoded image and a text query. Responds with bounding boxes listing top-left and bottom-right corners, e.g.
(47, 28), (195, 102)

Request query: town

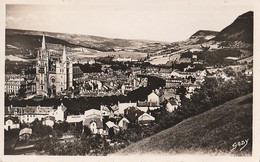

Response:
(4, 31), (253, 155)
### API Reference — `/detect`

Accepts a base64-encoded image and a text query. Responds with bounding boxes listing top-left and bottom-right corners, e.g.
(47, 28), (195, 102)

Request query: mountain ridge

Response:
(213, 11), (253, 43)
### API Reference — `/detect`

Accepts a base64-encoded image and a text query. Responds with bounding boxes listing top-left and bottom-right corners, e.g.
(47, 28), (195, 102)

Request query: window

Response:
(41, 86), (43, 90)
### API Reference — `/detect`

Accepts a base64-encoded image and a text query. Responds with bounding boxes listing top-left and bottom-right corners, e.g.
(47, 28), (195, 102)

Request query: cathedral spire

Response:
(62, 45), (66, 63)
(42, 34), (46, 50)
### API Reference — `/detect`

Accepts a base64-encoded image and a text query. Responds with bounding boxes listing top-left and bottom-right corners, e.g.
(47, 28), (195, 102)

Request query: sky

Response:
(6, 0), (254, 42)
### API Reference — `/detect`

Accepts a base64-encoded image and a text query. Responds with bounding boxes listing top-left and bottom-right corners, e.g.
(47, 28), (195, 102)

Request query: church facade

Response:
(36, 35), (73, 97)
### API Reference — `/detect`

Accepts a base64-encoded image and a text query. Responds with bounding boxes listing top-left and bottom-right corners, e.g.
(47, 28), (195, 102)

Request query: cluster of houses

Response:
(4, 88), (180, 139)
(144, 66), (207, 99)
(66, 88), (179, 137)
(4, 103), (67, 139)
(5, 74), (36, 97)
(73, 70), (148, 97)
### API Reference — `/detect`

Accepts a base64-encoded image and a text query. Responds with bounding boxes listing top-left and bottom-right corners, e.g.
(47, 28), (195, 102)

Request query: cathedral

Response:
(36, 35), (73, 97)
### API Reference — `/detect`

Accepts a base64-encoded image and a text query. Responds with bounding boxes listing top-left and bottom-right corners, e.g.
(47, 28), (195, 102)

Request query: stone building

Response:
(36, 35), (73, 97)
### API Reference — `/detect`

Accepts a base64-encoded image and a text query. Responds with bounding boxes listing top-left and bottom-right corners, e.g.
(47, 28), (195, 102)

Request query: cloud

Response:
(6, 16), (22, 28)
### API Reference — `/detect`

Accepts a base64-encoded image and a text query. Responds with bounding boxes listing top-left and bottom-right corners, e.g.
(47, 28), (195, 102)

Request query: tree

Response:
(224, 67), (236, 77)
(53, 121), (70, 133)
(18, 83), (27, 98)
(176, 85), (187, 102)
(31, 119), (53, 138)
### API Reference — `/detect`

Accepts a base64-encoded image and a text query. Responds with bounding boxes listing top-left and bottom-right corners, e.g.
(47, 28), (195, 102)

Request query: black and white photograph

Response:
(1, 0), (257, 160)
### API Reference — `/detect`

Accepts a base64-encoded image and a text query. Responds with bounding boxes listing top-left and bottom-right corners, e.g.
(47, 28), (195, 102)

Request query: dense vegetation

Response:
(5, 60), (36, 74)
(204, 49), (241, 66)
(73, 63), (102, 73)
(30, 74), (252, 155)
(118, 94), (252, 155)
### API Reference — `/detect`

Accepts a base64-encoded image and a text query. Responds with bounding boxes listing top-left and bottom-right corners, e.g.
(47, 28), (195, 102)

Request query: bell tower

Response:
(36, 34), (49, 96)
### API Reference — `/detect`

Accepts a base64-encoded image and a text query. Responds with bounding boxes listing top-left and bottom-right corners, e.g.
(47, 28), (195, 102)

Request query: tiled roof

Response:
(106, 121), (117, 128)
(73, 66), (83, 74)
(83, 117), (103, 129)
(42, 116), (55, 122)
(19, 128), (32, 136)
(84, 109), (101, 117)
(124, 107), (144, 123)
(5, 116), (20, 124)
(138, 113), (155, 122)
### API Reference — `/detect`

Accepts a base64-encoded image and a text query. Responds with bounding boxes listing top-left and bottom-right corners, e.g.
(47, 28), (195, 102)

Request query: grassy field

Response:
(116, 93), (252, 156)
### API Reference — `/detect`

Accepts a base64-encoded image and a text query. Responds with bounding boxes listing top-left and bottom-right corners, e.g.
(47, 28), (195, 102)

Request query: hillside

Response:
(6, 29), (168, 53)
(5, 11), (253, 66)
(213, 11), (253, 44)
(117, 93), (252, 155)
(188, 30), (219, 44)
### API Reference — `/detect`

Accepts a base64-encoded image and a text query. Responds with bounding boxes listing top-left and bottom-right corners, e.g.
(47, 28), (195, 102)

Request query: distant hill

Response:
(188, 30), (219, 44)
(117, 93), (252, 155)
(6, 29), (168, 53)
(213, 11), (253, 44)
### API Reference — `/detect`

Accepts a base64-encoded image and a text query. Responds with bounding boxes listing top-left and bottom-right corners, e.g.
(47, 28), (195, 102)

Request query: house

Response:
(105, 121), (120, 137)
(118, 102), (137, 115)
(138, 113), (155, 125)
(165, 78), (182, 88)
(137, 101), (160, 112)
(113, 57), (132, 62)
(219, 72), (233, 82)
(19, 128), (32, 140)
(88, 59), (96, 65)
(100, 105), (111, 117)
(83, 109), (103, 134)
(147, 89), (164, 106)
(118, 117), (130, 130)
(4, 116), (20, 131)
(66, 115), (84, 123)
(83, 117), (103, 134)
(5, 76), (25, 95)
(124, 106), (143, 124)
(166, 99), (178, 113)
(185, 84), (197, 94)
(42, 116), (55, 127)
(50, 103), (67, 122)
(244, 69), (253, 76)
(170, 70), (181, 78)
(84, 109), (101, 118)
(5, 105), (54, 124)
(159, 68), (172, 78)
(178, 57), (192, 64)
(110, 104), (119, 116)
(147, 91), (160, 105)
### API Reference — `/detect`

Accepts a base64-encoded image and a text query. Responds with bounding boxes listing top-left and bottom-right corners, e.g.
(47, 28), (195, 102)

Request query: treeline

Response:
(204, 49), (241, 66)
(74, 63), (102, 73)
